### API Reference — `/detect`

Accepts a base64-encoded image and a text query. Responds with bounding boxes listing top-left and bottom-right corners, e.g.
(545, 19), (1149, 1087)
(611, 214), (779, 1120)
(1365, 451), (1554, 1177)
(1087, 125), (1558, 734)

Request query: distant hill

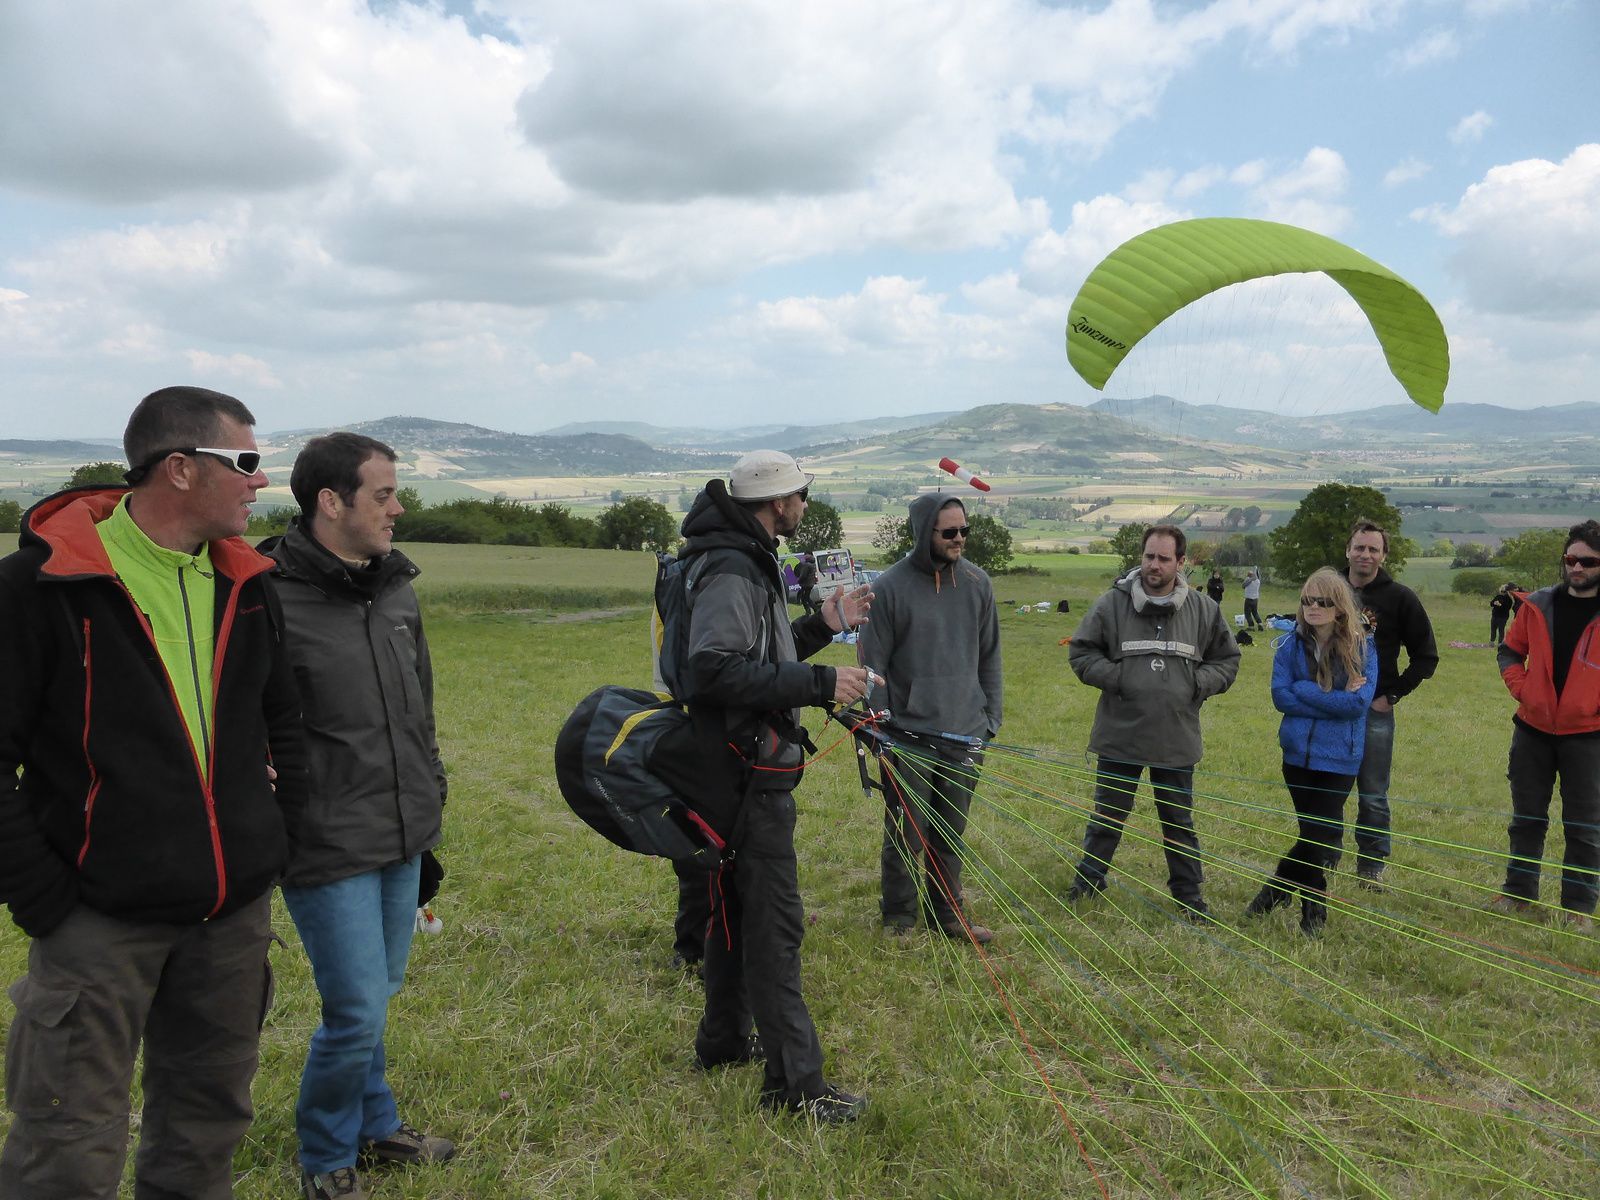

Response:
(543, 411), (957, 452)
(1087, 396), (1600, 448)
(0, 439), (118, 458)
(264, 416), (730, 477)
(800, 402), (1298, 476)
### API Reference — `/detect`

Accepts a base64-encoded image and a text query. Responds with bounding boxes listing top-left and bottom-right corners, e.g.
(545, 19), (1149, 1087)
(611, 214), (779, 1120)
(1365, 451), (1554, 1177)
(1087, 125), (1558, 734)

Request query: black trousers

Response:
(695, 790), (825, 1102)
(880, 748), (982, 928)
(1073, 757), (1204, 903)
(1265, 763), (1357, 896)
(671, 859), (712, 964)
(1503, 724), (1600, 913)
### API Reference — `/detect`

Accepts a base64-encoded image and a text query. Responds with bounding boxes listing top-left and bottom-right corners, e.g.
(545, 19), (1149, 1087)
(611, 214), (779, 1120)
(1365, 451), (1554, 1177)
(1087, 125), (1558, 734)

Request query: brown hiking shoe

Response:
(302, 1167), (367, 1199)
(1485, 895), (1533, 916)
(1560, 910), (1594, 933)
(359, 1121), (456, 1166)
(939, 916), (994, 945)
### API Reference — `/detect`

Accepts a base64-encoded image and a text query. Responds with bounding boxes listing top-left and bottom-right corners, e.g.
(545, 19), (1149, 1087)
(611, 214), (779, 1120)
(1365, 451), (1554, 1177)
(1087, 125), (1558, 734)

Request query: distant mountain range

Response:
(6, 398), (1595, 481)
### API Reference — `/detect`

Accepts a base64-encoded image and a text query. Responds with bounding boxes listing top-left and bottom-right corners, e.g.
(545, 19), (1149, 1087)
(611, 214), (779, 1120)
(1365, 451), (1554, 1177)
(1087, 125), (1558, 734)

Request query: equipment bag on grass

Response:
(554, 685), (728, 867)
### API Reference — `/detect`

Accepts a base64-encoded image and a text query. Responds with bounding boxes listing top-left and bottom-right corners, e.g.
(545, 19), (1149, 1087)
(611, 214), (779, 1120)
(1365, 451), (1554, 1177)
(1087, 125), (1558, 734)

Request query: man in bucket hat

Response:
(677, 450), (873, 1123)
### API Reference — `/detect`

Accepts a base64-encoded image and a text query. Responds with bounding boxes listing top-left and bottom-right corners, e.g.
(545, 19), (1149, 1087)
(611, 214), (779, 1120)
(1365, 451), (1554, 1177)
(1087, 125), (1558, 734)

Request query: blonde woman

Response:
(1244, 567), (1378, 935)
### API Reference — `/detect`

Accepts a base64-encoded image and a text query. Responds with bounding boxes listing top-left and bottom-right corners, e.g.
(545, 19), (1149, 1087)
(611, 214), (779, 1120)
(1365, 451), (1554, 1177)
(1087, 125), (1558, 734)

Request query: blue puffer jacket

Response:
(1271, 631), (1379, 774)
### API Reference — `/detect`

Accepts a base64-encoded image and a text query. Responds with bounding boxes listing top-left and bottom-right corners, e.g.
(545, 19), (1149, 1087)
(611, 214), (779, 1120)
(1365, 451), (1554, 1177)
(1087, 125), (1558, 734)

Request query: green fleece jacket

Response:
(859, 494), (1002, 740)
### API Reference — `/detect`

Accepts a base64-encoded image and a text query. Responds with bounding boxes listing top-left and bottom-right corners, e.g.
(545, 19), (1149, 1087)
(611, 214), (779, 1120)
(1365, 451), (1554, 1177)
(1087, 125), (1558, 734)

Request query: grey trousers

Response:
(0, 896), (274, 1200)
(879, 748), (982, 928)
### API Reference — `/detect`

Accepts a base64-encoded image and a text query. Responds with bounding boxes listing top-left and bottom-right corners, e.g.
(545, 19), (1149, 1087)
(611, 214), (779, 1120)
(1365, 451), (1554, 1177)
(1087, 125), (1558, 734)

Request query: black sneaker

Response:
(668, 951), (704, 978)
(694, 1032), (765, 1071)
(358, 1122), (455, 1167)
(302, 1167), (367, 1199)
(1177, 899), (1213, 925)
(1243, 884), (1291, 918)
(759, 1083), (867, 1125)
(1355, 864), (1386, 892)
(1065, 880), (1103, 903)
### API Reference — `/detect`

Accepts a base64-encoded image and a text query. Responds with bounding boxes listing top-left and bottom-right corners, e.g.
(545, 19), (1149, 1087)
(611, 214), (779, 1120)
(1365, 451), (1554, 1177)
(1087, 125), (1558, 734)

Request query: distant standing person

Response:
(1489, 583), (1516, 646)
(1488, 521), (1600, 930)
(1245, 569), (1377, 936)
(1243, 569), (1264, 630)
(262, 433), (453, 1200)
(1206, 568), (1225, 606)
(1337, 520), (1438, 887)
(1065, 525), (1240, 921)
(860, 494), (1003, 945)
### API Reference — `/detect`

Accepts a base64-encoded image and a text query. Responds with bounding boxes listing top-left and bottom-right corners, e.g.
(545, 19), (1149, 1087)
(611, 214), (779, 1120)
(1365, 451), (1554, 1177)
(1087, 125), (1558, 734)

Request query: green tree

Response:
(788, 499), (843, 553)
(1450, 542), (1493, 568)
(596, 496), (677, 553)
(1268, 483), (1406, 584)
(68, 461), (126, 487)
(872, 514), (911, 561)
(1495, 527), (1568, 587)
(963, 512), (1013, 573)
(244, 506), (295, 536)
(1109, 522), (1148, 573)
(1242, 505), (1263, 528)
(395, 486), (424, 516)
(1427, 537), (1455, 557)
(0, 499), (21, 533)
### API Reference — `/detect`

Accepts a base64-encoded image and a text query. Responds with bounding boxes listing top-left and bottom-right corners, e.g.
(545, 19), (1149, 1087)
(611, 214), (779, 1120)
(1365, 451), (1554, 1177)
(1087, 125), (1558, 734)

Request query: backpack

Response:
(553, 685), (730, 866)
(651, 550), (711, 699)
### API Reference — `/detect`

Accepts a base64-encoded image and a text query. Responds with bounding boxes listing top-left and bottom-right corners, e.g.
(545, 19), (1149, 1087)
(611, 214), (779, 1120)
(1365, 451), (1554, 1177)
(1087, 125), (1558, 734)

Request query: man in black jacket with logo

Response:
(1337, 519), (1438, 886)
(261, 433), (451, 1200)
(0, 386), (307, 1199)
(680, 450), (872, 1124)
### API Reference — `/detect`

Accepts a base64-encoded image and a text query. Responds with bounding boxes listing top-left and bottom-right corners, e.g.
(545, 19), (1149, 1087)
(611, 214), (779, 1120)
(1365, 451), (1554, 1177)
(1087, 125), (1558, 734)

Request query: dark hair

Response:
(123, 386), (256, 484)
(1348, 519), (1389, 554)
(1566, 520), (1600, 555)
(290, 433), (398, 519)
(1143, 523), (1187, 558)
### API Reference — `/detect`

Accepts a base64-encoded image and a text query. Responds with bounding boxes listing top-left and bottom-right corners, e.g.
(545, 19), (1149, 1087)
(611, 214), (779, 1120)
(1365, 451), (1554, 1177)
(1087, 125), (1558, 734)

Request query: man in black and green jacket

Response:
(0, 386), (307, 1199)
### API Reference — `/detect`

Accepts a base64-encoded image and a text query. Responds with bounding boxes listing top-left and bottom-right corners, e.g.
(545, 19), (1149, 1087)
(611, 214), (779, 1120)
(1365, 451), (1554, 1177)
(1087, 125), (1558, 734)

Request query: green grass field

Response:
(1, 543), (1593, 1198)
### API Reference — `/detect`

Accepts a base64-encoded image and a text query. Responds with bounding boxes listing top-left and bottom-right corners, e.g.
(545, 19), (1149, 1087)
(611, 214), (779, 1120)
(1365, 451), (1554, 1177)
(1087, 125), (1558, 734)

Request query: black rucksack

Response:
(651, 550), (711, 700)
(553, 685), (731, 866)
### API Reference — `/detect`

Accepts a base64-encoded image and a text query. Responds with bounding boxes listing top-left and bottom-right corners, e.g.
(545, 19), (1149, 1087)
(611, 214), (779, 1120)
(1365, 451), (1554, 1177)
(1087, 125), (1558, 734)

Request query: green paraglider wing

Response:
(1065, 218), (1448, 413)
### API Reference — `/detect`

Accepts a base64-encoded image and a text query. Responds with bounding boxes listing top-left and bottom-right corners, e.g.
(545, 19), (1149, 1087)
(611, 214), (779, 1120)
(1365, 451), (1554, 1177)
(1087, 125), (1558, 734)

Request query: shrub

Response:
(1450, 569), (1504, 597)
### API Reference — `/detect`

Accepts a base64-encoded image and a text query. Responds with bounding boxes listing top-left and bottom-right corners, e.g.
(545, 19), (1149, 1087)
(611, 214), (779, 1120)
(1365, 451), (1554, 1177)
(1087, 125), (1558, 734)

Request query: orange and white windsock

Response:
(938, 457), (991, 492)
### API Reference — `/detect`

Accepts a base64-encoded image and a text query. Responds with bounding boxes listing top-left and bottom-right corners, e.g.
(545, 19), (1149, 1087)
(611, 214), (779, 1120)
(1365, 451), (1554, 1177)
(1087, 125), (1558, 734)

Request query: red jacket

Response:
(1498, 585), (1600, 736)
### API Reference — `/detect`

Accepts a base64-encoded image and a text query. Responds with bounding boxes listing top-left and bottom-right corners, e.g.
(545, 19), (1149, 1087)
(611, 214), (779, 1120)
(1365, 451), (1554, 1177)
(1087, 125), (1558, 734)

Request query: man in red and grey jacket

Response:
(0, 386), (307, 1199)
(1490, 519), (1600, 930)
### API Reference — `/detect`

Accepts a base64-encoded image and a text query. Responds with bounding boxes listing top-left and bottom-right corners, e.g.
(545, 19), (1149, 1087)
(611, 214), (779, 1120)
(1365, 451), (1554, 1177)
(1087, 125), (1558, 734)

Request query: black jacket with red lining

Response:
(0, 485), (308, 937)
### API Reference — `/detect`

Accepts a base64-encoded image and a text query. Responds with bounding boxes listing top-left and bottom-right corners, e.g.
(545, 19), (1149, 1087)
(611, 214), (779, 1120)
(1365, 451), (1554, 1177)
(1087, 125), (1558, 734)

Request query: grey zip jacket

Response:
(859, 494), (1002, 740)
(262, 521), (446, 887)
(1069, 568), (1240, 768)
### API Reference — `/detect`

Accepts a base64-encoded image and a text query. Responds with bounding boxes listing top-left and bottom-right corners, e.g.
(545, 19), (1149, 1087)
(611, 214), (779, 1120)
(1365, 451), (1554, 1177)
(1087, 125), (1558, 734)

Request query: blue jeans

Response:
(1344, 707), (1395, 868)
(282, 858), (421, 1175)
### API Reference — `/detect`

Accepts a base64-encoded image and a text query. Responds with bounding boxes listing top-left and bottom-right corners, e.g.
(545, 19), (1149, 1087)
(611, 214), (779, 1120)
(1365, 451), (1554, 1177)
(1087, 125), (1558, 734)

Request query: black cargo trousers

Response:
(694, 788), (825, 1103)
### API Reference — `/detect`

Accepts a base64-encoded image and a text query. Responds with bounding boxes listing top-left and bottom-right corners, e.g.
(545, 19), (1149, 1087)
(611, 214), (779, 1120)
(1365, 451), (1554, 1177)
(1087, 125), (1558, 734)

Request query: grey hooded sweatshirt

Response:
(1068, 567), (1239, 768)
(859, 494), (1002, 740)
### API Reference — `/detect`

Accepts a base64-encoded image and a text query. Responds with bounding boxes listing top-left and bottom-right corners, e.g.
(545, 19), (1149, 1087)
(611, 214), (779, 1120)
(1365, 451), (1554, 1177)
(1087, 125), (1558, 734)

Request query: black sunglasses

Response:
(1564, 554), (1600, 569)
(938, 525), (972, 541)
(126, 446), (263, 485)
(1300, 596), (1336, 609)
(795, 486), (809, 503)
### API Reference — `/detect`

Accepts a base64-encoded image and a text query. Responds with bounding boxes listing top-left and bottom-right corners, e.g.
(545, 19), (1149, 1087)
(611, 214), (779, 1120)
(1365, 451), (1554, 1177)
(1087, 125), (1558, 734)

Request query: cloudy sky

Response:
(0, 0), (1595, 440)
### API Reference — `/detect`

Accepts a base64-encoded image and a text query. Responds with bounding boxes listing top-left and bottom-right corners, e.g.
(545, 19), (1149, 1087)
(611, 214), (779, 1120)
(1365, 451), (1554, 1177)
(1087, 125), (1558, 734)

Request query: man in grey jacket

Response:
(263, 433), (452, 1200)
(860, 494), (1002, 944)
(1066, 524), (1240, 921)
(680, 450), (872, 1125)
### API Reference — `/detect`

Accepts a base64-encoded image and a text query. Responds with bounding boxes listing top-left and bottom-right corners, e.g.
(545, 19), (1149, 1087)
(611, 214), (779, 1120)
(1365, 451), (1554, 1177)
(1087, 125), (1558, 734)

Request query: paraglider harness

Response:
(554, 546), (819, 870)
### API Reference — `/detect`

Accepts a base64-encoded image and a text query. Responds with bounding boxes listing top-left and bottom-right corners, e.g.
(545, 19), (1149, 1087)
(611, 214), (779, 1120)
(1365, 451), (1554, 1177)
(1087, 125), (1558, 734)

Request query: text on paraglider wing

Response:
(1070, 317), (1126, 350)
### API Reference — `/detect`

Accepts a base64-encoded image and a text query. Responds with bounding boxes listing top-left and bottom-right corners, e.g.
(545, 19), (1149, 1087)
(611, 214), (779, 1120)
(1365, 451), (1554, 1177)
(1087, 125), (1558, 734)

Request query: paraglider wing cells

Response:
(1065, 217), (1448, 414)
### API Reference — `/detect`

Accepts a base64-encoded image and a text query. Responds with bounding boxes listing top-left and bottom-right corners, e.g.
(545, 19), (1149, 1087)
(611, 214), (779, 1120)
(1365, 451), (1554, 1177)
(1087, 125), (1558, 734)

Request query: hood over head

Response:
(907, 492), (967, 577)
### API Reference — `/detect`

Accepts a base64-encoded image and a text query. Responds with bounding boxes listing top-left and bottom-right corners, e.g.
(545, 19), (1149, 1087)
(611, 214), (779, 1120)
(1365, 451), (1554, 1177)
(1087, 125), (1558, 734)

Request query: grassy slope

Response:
(1, 545), (1593, 1198)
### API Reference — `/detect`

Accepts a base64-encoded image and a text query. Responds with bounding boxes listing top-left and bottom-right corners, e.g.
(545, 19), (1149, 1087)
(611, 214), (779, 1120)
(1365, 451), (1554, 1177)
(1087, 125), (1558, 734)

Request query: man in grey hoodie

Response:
(860, 495), (1003, 944)
(1066, 525), (1240, 921)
